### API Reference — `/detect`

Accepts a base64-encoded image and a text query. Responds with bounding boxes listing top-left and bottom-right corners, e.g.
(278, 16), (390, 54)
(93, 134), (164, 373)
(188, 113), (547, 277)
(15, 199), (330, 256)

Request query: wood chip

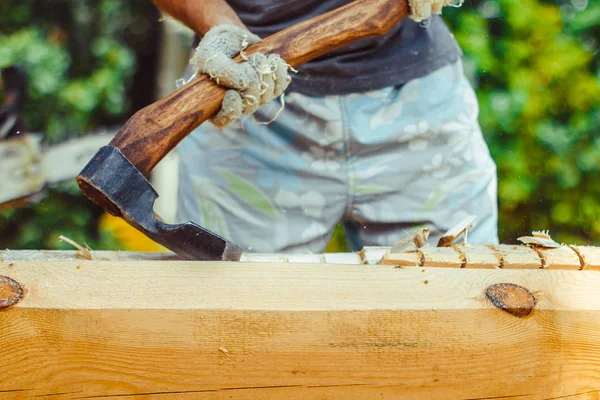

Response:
(391, 228), (429, 253)
(58, 235), (92, 260)
(518, 230), (560, 248)
(437, 215), (477, 247)
(219, 347), (230, 356)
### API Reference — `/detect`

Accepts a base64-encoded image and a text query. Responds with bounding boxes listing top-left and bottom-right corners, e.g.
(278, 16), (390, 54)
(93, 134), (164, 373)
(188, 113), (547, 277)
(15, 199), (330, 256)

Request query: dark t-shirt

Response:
(220, 0), (462, 96)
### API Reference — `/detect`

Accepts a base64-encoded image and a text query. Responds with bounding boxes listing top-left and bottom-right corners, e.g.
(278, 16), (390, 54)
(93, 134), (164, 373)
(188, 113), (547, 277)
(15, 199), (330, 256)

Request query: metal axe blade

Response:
(77, 146), (242, 261)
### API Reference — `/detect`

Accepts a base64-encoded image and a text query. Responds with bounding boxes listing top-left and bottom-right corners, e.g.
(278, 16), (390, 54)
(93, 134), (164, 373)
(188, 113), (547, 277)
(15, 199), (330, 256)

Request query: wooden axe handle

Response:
(110, 0), (408, 176)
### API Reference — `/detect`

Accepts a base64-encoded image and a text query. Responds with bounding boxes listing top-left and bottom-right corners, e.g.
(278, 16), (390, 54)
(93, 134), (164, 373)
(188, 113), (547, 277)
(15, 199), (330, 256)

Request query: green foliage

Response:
(444, 0), (600, 244)
(0, 0), (159, 250)
(0, 0), (137, 139)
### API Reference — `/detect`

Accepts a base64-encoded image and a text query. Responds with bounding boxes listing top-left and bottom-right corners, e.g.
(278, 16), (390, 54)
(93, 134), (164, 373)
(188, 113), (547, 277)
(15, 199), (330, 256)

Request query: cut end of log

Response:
(485, 283), (536, 318)
(0, 275), (24, 309)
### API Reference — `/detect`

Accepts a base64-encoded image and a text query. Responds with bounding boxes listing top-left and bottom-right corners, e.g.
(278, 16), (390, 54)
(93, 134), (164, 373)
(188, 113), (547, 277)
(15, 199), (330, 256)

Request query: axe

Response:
(77, 0), (408, 260)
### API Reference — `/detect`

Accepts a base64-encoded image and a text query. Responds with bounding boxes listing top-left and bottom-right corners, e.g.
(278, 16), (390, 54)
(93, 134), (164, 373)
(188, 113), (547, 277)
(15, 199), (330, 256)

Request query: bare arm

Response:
(152, 0), (246, 35)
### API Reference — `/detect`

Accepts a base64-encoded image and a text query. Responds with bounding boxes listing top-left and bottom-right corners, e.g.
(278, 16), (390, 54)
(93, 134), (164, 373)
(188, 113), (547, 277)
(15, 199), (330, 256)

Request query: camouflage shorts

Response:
(176, 60), (499, 253)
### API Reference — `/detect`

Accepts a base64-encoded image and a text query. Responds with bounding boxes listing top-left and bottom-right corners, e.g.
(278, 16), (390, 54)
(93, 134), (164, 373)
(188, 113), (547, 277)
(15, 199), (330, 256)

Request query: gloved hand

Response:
(191, 24), (292, 129)
(408, 0), (463, 22)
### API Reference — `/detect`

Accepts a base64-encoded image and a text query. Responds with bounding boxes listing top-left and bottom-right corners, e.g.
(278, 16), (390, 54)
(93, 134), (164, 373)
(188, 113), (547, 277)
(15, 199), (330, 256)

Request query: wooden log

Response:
(1, 250), (600, 399)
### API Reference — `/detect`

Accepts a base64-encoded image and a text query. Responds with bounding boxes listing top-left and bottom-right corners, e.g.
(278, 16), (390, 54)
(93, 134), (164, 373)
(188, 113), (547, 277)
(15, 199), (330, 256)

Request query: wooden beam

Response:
(1, 250), (600, 398)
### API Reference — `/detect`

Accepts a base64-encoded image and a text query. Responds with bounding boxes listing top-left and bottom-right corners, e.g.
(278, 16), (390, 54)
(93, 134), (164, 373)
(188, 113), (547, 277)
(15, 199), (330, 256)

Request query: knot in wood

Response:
(485, 283), (536, 318)
(0, 275), (24, 309)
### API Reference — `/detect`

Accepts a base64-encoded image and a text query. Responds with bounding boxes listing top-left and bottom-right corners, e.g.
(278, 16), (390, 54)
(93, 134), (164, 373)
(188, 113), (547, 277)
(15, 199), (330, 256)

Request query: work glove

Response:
(191, 24), (292, 129)
(408, 0), (463, 22)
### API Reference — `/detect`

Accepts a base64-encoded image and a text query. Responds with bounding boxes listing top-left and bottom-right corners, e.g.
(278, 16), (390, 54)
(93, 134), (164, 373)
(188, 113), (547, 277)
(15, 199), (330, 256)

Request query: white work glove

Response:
(191, 24), (292, 129)
(408, 0), (463, 22)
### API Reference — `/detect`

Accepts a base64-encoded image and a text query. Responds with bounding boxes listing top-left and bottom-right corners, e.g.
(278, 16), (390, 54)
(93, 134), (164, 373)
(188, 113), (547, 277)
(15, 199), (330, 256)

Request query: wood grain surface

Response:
(1, 251), (600, 398)
(382, 244), (600, 270)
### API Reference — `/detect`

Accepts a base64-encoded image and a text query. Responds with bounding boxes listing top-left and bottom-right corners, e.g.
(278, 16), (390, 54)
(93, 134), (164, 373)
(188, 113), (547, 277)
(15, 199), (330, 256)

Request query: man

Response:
(152, 0), (498, 253)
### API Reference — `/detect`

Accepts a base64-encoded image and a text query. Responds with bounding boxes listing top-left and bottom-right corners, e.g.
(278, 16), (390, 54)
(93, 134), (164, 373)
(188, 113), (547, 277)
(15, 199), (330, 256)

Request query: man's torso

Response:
(227, 0), (463, 95)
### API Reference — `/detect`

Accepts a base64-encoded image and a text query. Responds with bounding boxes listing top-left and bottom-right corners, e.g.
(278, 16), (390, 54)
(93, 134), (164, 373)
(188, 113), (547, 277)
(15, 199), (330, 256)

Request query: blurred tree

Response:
(443, 0), (599, 244)
(0, 0), (161, 250)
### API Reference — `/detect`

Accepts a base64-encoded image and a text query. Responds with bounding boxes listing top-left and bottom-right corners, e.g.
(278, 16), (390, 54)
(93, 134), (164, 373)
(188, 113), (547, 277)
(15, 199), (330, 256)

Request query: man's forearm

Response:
(152, 0), (245, 35)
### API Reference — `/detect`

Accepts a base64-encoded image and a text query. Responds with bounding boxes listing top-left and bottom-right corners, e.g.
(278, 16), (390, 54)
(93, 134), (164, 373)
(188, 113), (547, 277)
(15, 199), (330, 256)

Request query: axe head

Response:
(76, 146), (242, 261)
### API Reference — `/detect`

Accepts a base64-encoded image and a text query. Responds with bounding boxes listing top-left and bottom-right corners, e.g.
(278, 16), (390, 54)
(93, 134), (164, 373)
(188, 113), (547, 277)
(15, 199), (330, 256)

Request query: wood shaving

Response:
(438, 215), (477, 247)
(518, 231), (560, 249)
(532, 230), (552, 239)
(58, 235), (93, 260)
(219, 347), (230, 356)
(391, 228), (429, 253)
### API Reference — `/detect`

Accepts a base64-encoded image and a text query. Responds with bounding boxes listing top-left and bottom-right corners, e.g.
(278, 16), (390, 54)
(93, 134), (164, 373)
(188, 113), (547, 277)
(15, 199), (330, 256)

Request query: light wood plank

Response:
(1, 251), (600, 399)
